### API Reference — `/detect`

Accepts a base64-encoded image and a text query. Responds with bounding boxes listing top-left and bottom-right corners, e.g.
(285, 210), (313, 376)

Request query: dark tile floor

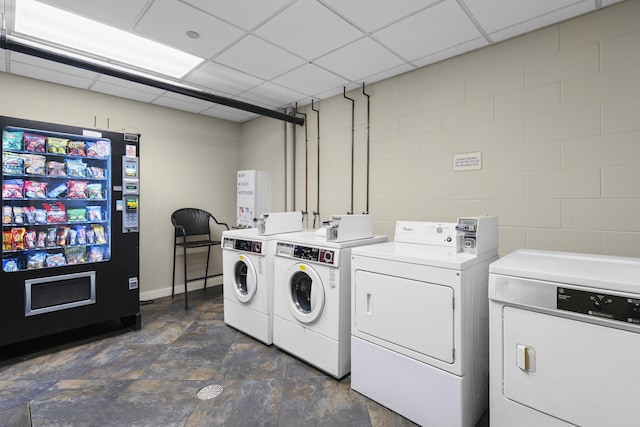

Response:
(0, 289), (489, 427)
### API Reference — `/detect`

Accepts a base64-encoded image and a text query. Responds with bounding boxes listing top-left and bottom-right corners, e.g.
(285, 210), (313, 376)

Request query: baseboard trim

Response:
(139, 279), (222, 302)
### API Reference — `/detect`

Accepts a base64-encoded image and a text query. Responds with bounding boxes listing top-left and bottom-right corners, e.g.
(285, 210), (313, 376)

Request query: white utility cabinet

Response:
(236, 170), (268, 228)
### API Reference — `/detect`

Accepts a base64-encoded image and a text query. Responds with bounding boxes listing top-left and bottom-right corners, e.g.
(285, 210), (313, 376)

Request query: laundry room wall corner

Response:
(240, 116), (287, 213)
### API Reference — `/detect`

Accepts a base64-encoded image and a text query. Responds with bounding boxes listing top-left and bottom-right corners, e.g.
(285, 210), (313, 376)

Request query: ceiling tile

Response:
(9, 52), (99, 79)
(314, 82), (361, 100)
(134, 0), (245, 59)
(289, 96), (316, 108)
(152, 92), (213, 113)
(374, 0), (482, 62)
(463, 0), (590, 34)
(254, 0), (363, 60)
(184, 62), (265, 95)
(214, 35), (306, 80)
(320, 0), (440, 32)
(361, 63), (416, 86)
(314, 37), (405, 81)
(95, 75), (166, 96)
(232, 95), (278, 111)
(182, 0), (294, 30)
(91, 76), (164, 103)
(487, 2), (595, 42)
(90, 82), (159, 103)
(412, 37), (489, 68)
(240, 82), (308, 108)
(3, 0), (621, 123)
(202, 105), (259, 122)
(9, 61), (95, 89)
(38, 0), (148, 30)
(271, 63), (350, 97)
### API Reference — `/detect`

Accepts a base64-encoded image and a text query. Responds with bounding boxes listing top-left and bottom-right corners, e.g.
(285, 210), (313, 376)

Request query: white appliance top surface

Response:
(223, 228), (301, 242)
(276, 230), (387, 249)
(351, 240), (490, 270)
(490, 249), (640, 292)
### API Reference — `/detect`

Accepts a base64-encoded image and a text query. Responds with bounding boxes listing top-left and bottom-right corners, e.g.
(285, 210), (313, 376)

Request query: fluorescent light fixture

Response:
(12, 36), (192, 87)
(13, 0), (203, 78)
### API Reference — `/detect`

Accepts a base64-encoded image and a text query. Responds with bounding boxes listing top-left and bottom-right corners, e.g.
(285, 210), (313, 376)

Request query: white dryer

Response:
(489, 249), (640, 427)
(222, 212), (301, 345)
(350, 217), (498, 427)
(273, 214), (387, 378)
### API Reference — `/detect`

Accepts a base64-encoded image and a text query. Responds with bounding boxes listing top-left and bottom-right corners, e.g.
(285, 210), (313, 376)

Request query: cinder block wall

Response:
(243, 0), (640, 258)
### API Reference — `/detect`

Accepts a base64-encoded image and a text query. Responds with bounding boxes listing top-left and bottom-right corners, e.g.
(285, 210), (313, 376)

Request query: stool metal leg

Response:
(203, 246), (211, 293)
(183, 243), (189, 310)
(172, 240), (177, 298)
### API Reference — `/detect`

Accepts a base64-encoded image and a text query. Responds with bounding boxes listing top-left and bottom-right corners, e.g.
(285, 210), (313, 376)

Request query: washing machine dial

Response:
(592, 295), (609, 311)
(320, 250), (334, 265)
(630, 303), (640, 317)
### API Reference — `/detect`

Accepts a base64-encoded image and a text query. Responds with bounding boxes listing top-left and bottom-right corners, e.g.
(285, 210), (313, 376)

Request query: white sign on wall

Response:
(453, 152), (482, 171)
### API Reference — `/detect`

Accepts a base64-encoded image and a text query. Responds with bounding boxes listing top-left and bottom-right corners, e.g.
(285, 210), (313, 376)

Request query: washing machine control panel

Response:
(557, 287), (640, 324)
(276, 242), (335, 265)
(223, 237), (262, 254)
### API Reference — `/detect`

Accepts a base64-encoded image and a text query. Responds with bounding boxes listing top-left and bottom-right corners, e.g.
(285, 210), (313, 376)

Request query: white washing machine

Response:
(273, 214), (387, 378)
(489, 249), (640, 427)
(350, 217), (498, 427)
(222, 212), (302, 345)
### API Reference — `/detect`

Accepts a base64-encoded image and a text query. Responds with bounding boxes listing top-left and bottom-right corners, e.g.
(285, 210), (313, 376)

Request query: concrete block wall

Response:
(244, 0), (640, 257)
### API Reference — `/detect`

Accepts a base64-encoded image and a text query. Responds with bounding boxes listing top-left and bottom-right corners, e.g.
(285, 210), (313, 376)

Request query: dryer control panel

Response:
(557, 287), (640, 324)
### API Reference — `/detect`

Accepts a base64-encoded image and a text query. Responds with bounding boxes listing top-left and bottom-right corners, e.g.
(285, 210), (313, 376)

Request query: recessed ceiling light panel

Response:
(13, 0), (203, 78)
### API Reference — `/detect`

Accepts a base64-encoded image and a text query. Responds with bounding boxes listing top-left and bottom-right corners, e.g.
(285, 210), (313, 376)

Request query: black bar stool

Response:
(171, 208), (229, 310)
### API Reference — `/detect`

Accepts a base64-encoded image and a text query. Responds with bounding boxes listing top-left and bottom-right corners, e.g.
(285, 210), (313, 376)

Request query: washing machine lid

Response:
(351, 241), (492, 270)
(489, 249), (640, 293)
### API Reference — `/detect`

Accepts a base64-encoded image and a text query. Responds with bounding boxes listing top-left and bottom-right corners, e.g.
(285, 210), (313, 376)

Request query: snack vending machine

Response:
(1, 116), (141, 347)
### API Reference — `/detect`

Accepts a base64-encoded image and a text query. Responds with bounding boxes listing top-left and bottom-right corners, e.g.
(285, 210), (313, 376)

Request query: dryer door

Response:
(354, 270), (455, 364)
(285, 263), (325, 323)
(232, 254), (258, 303)
(502, 306), (640, 427)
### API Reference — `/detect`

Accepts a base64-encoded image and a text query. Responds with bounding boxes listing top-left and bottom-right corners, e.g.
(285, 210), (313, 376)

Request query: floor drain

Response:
(197, 385), (223, 400)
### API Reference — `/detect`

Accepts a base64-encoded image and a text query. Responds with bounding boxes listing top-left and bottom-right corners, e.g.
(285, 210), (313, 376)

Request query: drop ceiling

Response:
(0, 0), (623, 122)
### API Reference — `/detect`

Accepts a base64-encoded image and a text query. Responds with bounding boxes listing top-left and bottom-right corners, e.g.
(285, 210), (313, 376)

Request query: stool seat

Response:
(178, 239), (222, 249)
